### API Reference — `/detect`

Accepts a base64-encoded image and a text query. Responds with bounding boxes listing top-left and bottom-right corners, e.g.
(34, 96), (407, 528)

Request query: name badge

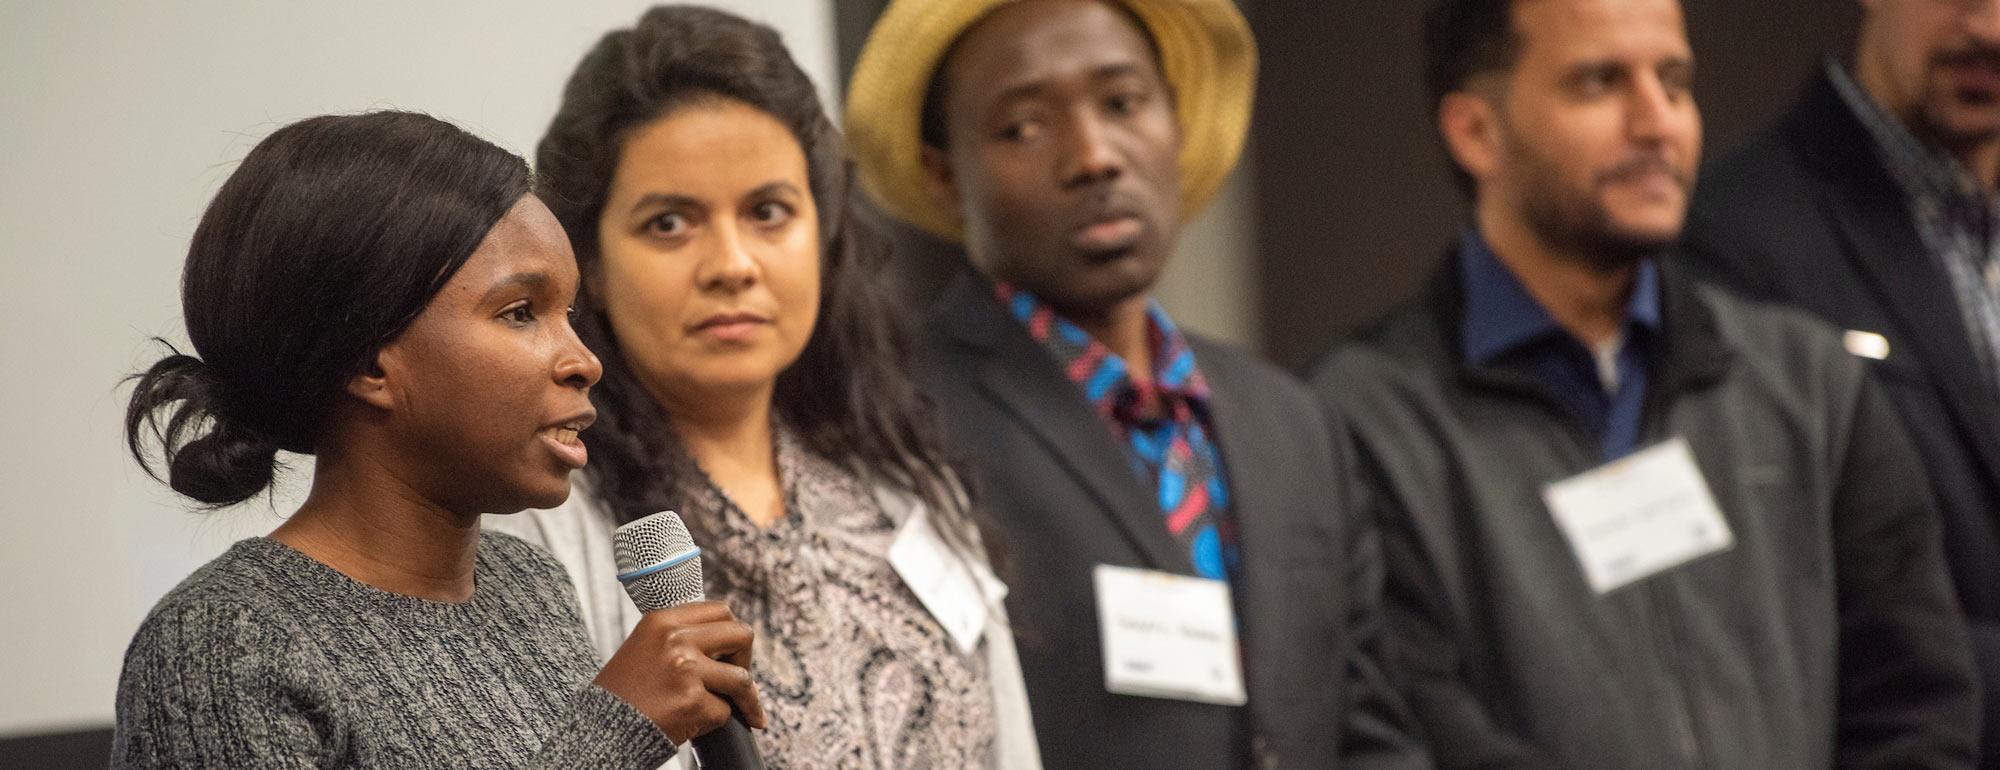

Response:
(1093, 564), (1247, 706)
(1542, 437), (1735, 594)
(889, 509), (1000, 654)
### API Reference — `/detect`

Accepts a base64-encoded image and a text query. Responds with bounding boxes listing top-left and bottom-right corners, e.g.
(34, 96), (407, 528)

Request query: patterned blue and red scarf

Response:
(996, 282), (1238, 581)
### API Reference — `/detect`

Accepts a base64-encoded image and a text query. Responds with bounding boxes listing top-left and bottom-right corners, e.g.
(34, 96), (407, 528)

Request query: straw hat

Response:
(844, 0), (1257, 241)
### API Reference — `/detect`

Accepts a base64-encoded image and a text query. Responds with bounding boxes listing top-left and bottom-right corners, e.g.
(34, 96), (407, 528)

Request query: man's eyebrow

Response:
(1090, 62), (1149, 82)
(988, 62), (1156, 107)
(990, 80), (1052, 108)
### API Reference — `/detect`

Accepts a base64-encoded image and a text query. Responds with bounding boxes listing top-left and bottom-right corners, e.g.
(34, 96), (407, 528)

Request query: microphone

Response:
(614, 511), (765, 770)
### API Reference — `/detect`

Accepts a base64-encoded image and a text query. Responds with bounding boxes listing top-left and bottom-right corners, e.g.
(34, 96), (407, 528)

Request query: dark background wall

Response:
(1244, 0), (1862, 369)
(836, 0), (1864, 370)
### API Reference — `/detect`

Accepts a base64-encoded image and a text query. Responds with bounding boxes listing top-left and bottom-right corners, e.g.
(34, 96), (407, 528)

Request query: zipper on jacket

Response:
(1645, 582), (1704, 768)
(1558, 417), (1705, 768)
(1632, 379), (1705, 768)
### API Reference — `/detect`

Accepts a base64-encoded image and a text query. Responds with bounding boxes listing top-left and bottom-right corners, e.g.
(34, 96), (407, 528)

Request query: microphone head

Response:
(613, 510), (705, 612)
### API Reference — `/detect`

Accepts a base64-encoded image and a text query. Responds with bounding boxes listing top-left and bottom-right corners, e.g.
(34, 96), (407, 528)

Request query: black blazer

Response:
(1683, 65), (2000, 761)
(914, 269), (1428, 769)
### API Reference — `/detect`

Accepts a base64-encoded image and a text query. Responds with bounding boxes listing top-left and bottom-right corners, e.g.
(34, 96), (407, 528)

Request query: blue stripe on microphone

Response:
(615, 546), (701, 583)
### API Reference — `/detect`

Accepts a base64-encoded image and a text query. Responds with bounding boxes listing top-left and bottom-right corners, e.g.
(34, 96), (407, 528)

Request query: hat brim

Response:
(845, 0), (1257, 241)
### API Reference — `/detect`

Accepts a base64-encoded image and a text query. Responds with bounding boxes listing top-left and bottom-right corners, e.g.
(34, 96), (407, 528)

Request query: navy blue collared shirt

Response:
(1460, 230), (1662, 460)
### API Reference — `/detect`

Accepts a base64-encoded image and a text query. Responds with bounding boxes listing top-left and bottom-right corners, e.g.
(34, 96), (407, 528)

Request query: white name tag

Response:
(1541, 437), (1735, 595)
(889, 509), (998, 655)
(1093, 564), (1247, 706)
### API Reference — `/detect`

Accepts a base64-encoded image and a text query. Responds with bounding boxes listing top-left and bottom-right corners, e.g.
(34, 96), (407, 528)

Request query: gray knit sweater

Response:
(112, 533), (678, 769)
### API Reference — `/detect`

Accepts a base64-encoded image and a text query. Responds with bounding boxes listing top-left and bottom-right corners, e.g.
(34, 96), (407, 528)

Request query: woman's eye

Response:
(502, 304), (535, 325)
(751, 201), (793, 226)
(646, 212), (688, 237)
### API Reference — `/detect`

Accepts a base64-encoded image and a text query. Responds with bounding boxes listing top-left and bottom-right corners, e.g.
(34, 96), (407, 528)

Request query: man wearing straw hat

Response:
(847, 1), (1430, 767)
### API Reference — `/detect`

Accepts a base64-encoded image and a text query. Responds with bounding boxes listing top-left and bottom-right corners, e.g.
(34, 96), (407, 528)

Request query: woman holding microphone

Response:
(487, 6), (1037, 768)
(114, 110), (762, 769)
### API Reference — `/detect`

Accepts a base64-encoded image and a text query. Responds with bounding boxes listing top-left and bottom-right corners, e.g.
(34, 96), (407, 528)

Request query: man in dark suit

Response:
(1681, 1), (2000, 757)
(844, 0), (1428, 767)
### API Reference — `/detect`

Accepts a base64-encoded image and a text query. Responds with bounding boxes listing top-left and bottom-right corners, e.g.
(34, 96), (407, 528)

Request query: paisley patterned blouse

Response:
(683, 428), (996, 769)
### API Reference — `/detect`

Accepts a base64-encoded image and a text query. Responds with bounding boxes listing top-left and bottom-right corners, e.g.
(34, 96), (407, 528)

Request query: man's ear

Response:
(1438, 88), (1505, 185)
(345, 346), (400, 412)
(919, 145), (965, 228)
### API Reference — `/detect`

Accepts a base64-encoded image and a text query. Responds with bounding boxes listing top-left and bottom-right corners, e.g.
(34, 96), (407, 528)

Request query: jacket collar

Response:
(1458, 228), (1662, 367)
(1430, 242), (1733, 409)
(1781, 61), (1919, 208)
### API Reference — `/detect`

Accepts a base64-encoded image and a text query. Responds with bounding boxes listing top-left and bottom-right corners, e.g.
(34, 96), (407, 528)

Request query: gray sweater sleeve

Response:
(530, 685), (679, 768)
(112, 593), (676, 770)
(113, 598), (326, 769)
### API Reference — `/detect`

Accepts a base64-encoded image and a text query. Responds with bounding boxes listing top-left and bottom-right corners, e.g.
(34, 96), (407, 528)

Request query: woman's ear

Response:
(345, 346), (399, 412)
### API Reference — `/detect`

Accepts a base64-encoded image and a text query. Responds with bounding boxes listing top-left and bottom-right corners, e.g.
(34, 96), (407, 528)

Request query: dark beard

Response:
(1525, 196), (1674, 271)
(1922, 44), (2000, 151)
(1916, 95), (2000, 155)
(1518, 159), (1682, 271)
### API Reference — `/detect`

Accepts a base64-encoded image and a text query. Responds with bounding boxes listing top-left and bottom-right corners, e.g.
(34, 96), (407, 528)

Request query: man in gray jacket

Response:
(1311, 0), (1980, 766)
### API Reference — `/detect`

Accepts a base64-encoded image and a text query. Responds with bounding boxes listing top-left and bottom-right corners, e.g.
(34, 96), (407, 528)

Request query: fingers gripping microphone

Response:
(614, 511), (765, 770)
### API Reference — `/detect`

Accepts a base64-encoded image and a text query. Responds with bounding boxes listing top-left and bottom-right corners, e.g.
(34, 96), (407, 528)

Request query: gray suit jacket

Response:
(915, 268), (1428, 769)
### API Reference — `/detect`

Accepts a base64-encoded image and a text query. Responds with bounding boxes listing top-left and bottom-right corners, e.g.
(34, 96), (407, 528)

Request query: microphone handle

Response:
(690, 703), (764, 770)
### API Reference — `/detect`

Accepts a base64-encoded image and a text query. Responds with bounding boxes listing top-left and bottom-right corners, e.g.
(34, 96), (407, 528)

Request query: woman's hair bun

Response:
(125, 348), (280, 507)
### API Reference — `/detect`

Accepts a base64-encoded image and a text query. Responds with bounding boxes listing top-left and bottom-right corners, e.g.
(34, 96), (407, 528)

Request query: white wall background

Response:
(0, 0), (839, 737)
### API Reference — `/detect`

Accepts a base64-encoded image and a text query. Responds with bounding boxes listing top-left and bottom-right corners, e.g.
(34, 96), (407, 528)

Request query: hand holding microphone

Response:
(590, 510), (767, 754)
(607, 511), (768, 769)
(592, 601), (765, 744)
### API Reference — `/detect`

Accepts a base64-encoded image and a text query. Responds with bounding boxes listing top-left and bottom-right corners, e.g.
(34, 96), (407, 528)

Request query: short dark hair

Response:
(536, 5), (974, 549)
(125, 111), (532, 506)
(1424, 0), (1525, 195)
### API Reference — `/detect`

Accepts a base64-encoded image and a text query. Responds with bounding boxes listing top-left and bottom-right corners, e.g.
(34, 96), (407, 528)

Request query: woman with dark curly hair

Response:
(115, 110), (765, 769)
(485, 5), (1038, 768)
